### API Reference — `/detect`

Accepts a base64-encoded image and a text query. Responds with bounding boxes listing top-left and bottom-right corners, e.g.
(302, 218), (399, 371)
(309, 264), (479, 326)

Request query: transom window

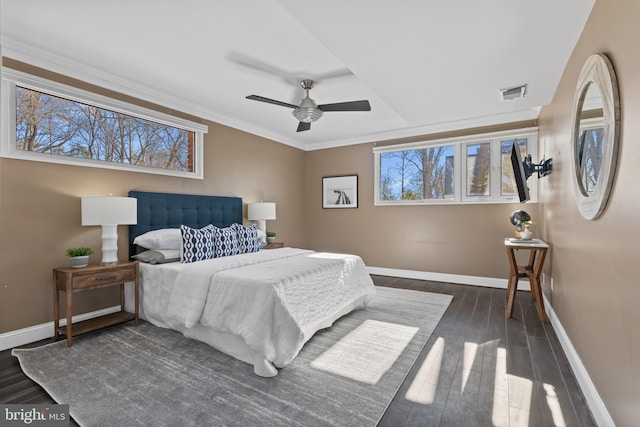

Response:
(1, 68), (207, 178)
(374, 129), (538, 205)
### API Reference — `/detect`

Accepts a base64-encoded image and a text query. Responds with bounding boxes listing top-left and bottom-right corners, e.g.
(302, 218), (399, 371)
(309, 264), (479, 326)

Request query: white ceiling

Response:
(0, 0), (595, 151)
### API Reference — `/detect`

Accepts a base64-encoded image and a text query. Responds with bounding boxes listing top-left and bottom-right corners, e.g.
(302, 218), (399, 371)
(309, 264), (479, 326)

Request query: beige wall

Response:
(537, 0), (640, 424)
(0, 62), (306, 333)
(304, 135), (540, 278)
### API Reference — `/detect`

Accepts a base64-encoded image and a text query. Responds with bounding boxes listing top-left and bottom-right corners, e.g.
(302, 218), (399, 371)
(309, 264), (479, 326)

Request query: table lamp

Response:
(247, 202), (276, 243)
(81, 196), (137, 265)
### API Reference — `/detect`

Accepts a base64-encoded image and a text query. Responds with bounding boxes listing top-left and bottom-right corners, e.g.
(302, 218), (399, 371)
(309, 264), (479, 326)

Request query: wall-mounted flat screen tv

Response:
(511, 142), (530, 202)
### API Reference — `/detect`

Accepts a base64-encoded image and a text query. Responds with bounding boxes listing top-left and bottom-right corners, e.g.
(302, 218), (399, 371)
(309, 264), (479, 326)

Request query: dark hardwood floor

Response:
(374, 275), (595, 427)
(1, 276), (595, 426)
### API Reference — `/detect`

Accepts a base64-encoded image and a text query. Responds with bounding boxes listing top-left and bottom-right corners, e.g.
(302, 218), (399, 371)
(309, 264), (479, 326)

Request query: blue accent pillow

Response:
(180, 225), (214, 263)
(232, 223), (261, 254)
(212, 226), (240, 258)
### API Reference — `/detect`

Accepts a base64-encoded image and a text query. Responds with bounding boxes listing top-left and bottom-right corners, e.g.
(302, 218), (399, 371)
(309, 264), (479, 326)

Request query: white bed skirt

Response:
(125, 282), (369, 376)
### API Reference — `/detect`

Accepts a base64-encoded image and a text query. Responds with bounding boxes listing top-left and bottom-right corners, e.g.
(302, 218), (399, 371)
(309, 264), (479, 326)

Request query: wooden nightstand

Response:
(53, 261), (139, 346)
(263, 242), (284, 249)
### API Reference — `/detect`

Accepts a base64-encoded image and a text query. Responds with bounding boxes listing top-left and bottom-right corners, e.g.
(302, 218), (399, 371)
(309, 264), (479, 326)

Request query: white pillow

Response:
(133, 228), (182, 250)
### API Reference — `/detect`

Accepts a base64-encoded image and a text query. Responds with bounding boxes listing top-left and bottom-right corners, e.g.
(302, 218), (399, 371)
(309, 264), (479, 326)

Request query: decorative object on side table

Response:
(510, 210), (532, 239)
(520, 222), (533, 240)
(266, 231), (276, 243)
(65, 247), (93, 268)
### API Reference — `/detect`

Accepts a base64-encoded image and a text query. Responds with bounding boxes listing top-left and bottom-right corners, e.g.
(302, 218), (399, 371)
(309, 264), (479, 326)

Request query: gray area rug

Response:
(13, 286), (452, 427)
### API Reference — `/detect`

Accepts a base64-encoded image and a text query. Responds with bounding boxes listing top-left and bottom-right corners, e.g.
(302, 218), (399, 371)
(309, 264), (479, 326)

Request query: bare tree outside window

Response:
(466, 142), (491, 196)
(15, 86), (194, 172)
(379, 146), (455, 201)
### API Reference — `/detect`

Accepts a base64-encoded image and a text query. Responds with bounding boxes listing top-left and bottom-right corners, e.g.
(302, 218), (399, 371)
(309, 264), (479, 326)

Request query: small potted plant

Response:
(521, 221), (533, 240)
(266, 231), (276, 244)
(66, 247), (93, 268)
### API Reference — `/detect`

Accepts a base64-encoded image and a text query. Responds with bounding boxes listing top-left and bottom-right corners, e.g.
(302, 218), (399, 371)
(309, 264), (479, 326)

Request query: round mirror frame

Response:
(570, 53), (621, 220)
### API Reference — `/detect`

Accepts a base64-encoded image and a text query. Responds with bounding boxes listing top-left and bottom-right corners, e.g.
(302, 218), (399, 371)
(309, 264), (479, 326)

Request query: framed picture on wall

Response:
(322, 175), (358, 208)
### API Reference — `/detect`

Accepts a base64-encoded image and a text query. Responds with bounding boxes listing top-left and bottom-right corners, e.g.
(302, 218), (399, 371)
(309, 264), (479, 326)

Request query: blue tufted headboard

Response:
(128, 191), (243, 258)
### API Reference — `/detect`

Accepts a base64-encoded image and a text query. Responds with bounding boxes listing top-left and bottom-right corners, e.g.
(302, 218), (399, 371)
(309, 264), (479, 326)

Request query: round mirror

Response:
(571, 53), (620, 220)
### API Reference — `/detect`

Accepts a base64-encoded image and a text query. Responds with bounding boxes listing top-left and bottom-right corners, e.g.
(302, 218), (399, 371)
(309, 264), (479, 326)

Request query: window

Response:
(378, 144), (455, 201)
(466, 142), (491, 197)
(374, 129), (537, 205)
(1, 68), (207, 178)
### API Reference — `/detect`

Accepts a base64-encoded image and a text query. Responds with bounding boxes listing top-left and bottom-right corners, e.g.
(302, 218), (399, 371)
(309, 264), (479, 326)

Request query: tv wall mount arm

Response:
(523, 154), (553, 179)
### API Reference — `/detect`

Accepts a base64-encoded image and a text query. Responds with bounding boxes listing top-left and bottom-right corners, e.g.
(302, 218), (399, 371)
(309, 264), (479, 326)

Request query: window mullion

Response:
(490, 138), (503, 199)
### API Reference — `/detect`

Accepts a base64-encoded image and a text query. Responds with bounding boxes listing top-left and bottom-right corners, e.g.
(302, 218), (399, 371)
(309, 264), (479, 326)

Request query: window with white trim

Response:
(1, 68), (207, 178)
(374, 129), (538, 205)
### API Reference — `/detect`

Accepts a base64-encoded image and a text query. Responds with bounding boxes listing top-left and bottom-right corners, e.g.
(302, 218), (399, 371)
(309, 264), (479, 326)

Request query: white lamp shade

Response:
(81, 196), (137, 225)
(247, 202), (276, 221)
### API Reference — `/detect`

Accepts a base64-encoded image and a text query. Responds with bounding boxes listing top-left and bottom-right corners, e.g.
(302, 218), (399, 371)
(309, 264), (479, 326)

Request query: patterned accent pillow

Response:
(232, 223), (261, 254)
(180, 225), (214, 263)
(212, 225), (240, 258)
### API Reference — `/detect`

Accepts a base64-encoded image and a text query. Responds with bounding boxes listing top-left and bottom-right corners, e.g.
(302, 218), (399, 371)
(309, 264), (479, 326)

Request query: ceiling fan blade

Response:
(246, 95), (298, 109)
(297, 122), (311, 132)
(318, 100), (371, 112)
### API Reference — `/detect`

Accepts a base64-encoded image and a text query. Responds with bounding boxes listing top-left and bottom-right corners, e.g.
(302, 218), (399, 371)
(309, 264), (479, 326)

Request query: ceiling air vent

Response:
(500, 84), (527, 101)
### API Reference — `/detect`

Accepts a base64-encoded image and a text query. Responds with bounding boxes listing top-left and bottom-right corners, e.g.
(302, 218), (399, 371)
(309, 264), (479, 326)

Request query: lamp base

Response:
(254, 219), (267, 244)
(100, 224), (120, 265)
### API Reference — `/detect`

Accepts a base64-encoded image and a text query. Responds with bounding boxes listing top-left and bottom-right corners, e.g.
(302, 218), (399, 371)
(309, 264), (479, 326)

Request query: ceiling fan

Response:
(246, 79), (371, 132)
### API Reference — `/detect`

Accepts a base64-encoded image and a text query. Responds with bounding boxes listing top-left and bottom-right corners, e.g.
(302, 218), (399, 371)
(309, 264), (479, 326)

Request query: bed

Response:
(125, 191), (376, 377)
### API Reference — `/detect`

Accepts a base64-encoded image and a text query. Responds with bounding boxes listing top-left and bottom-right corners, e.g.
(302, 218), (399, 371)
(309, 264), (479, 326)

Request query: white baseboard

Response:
(366, 265), (531, 291)
(0, 305), (121, 351)
(542, 294), (614, 427)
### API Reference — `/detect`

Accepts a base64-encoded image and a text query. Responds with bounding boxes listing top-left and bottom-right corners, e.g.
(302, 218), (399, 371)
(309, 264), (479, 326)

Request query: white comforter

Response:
(138, 248), (376, 370)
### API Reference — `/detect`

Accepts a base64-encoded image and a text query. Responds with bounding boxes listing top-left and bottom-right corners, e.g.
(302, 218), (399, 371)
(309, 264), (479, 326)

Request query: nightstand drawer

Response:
(72, 267), (136, 289)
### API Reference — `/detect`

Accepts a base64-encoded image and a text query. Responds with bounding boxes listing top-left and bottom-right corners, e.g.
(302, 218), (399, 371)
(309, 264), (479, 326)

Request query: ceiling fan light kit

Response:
(293, 107), (323, 123)
(246, 79), (371, 132)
